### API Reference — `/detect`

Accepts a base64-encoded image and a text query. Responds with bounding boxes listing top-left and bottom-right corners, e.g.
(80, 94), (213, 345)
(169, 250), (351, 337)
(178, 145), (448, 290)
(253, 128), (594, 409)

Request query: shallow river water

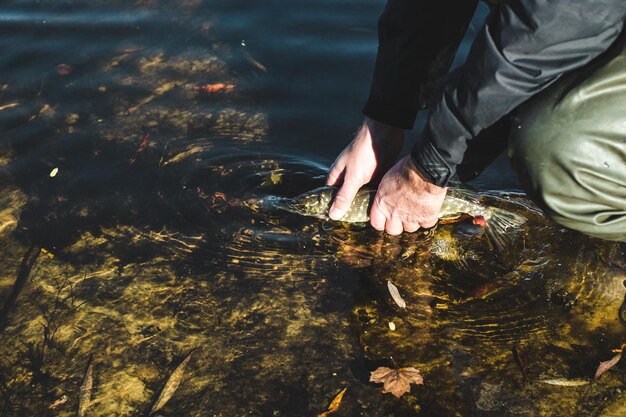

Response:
(0, 1), (625, 416)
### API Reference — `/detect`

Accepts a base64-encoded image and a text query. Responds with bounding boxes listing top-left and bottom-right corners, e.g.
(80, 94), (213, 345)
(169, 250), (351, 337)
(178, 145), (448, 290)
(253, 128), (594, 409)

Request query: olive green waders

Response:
(507, 33), (626, 242)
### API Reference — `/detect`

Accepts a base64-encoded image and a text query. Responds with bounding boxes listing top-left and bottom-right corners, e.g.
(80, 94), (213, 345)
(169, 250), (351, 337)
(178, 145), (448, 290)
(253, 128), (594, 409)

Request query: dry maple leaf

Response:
(370, 366), (423, 398)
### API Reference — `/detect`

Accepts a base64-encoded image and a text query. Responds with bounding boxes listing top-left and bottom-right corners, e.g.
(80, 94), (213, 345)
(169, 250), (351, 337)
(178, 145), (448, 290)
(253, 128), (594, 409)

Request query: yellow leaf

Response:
(0, 103), (18, 111)
(270, 171), (282, 184)
(317, 387), (347, 417)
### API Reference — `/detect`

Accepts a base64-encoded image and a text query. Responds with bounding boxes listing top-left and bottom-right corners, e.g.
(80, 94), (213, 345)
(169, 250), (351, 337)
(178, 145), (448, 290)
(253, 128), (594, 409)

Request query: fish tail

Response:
(244, 196), (292, 213)
(483, 207), (526, 253)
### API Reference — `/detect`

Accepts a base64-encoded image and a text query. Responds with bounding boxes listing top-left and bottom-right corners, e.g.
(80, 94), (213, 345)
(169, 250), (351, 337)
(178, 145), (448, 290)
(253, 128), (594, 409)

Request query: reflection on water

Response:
(0, 1), (625, 416)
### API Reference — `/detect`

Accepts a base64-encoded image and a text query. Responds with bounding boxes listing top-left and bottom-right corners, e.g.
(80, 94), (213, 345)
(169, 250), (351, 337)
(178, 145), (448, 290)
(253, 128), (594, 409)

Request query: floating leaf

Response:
(0, 103), (18, 111)
(269, 170), (282, 185)
(78, 355), (94, 417)
(149, 348), (198, 415)
(387, 281), (406, 309)
(595, 352), (622, 380)
(317, 387), (347, 417)
(370, 366), (423, 398)
(56, 63), (73, 76)
(192, 83), (235, 93)
(129, 132), (151, 164)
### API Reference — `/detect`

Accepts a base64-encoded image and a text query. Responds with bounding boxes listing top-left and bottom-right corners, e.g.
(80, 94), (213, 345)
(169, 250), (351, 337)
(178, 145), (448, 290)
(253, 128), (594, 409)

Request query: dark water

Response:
(0, 1), (625, 416)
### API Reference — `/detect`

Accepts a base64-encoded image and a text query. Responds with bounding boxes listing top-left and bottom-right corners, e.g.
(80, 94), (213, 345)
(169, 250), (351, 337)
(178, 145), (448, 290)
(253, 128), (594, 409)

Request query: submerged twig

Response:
(0, 246), (40, 332)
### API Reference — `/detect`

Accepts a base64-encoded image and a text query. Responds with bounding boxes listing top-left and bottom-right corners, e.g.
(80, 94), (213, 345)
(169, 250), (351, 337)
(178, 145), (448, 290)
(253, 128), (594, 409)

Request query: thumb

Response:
(329, 179), (361, 220)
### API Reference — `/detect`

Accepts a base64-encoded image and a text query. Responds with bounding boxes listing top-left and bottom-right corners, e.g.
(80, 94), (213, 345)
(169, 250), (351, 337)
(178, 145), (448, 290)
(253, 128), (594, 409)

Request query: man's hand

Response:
(370, 155), (447, 235)
(327, 117), (403, 220)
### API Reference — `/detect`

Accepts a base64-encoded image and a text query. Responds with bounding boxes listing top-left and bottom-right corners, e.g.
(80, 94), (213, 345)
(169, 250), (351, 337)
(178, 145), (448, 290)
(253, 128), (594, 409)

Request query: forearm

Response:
(362, 0), (478, 129)
(412, 0), (626, 186)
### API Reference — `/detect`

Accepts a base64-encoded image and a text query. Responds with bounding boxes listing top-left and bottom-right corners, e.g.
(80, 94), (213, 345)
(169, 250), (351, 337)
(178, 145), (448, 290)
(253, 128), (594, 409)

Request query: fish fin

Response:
(484, 207), (527, 253)
(448, 187), (481, 203)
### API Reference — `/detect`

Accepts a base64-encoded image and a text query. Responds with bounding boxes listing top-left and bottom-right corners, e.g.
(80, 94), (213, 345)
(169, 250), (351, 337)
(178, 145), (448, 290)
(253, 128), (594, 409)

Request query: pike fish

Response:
(274, 186), (526, 252)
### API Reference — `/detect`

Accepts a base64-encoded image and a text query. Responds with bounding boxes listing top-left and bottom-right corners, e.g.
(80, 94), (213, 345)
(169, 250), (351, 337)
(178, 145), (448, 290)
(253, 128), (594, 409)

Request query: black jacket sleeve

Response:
(362, 0), (478, 129)
(411, 0), (625, 186)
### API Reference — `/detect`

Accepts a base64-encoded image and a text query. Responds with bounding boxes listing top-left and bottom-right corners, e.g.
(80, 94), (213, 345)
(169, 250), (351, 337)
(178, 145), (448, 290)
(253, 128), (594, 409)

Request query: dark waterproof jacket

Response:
(362, 0), (626, 186)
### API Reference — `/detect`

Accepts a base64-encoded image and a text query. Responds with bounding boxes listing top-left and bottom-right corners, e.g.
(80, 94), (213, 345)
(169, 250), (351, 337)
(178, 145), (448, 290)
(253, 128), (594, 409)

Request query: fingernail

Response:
(328, 208), (342, 220)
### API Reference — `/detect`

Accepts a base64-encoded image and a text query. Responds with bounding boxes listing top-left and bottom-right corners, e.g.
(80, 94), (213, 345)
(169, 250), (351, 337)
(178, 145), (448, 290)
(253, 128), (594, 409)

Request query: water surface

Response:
(0, 1), (624, 416)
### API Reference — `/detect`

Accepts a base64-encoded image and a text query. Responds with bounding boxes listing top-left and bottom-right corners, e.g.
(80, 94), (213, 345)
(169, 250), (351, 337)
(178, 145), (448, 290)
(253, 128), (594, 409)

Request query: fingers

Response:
(326, 160), (345, 187)
(402, 221), (420, 233)
(328, 178), (361, 220)
(371, 195), (431, 236)
(385, 216), (403, 236)
(370, 196), (386, 231)
(371, 198), (403, 235)
(418, 217), (438, 229)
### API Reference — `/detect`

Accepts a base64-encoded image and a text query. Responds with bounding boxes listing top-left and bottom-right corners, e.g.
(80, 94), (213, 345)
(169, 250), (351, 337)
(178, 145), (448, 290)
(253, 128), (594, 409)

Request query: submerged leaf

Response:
(387, 281), (406, 309)
(595, 352), (622, 380)
(150, 348), (198, 415)
(539, 378), (589, 387)
(370, 366), (423, 398)
(512, 345), (529, 380)
(317, 387), (347, 417)
(78, 355), (94, 417)
(49, 395), (68, 409)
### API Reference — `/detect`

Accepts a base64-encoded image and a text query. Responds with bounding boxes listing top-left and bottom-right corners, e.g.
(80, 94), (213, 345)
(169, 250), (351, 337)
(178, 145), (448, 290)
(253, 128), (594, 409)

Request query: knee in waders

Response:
(508, 113), (626, 242)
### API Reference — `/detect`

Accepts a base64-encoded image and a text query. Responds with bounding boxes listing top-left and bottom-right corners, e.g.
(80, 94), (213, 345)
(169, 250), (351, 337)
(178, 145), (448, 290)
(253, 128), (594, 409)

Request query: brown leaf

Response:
(78, 355), (94, 417)
(317, 387), (347, 417)
(512, 345), (529, 380)
(370, 366), (423, 398)
(56, 63), (73, 76)
(192, 83), (235, 93)
(0, 103), (18, 111)
(595, 352), (622, 380)
(387, 281), (406, 309)
(149, 348), (198, 415)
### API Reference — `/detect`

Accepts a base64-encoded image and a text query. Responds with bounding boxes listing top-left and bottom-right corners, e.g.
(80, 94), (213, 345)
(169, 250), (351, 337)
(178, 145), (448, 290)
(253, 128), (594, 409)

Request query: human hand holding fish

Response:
(327, 116), (403, 221)
(370, 154), (447, 235)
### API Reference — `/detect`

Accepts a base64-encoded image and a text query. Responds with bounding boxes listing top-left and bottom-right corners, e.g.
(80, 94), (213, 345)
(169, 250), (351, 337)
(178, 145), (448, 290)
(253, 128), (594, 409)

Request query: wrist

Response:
(363, 116), (404, 147)
(401, 155), (447, 194)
